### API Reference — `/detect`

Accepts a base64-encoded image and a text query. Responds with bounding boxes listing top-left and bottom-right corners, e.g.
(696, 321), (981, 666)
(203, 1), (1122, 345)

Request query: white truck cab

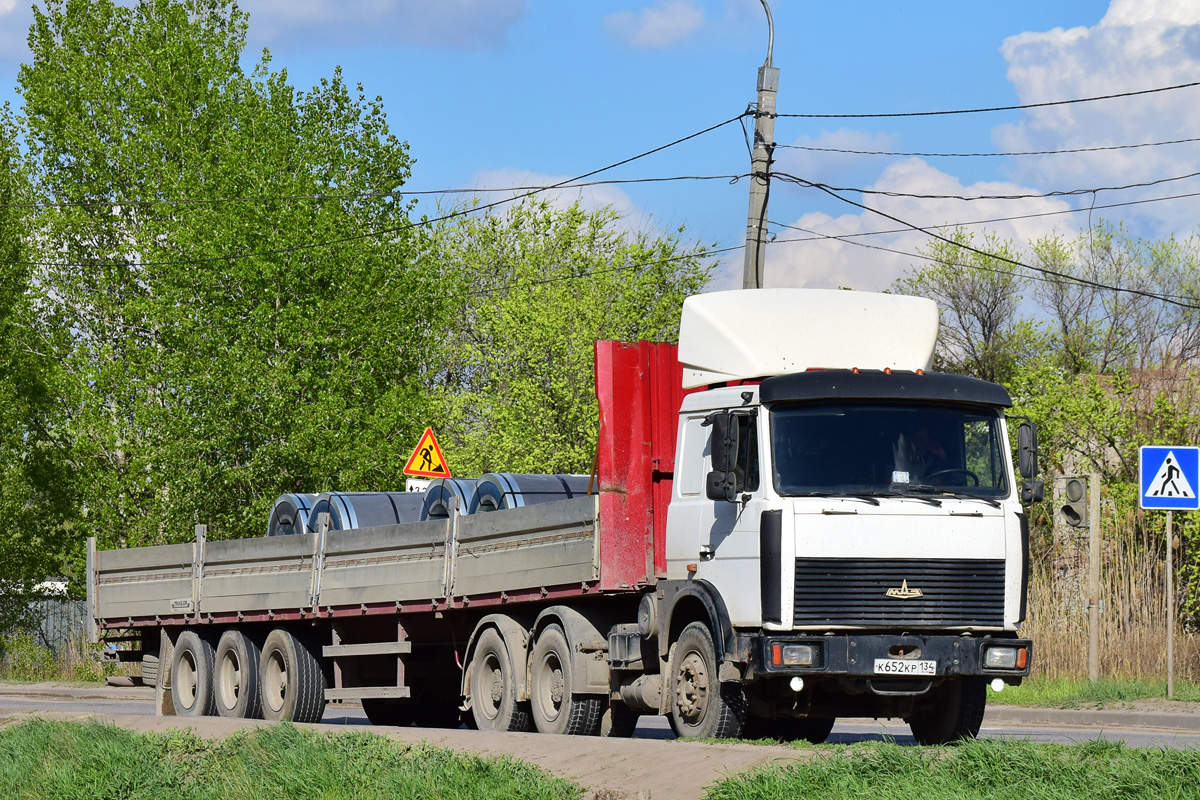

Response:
(657, 289), (1038, 743)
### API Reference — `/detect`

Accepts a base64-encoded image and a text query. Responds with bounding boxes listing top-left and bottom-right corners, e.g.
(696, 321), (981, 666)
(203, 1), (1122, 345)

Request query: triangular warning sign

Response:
(403, 428), (452, 478)
(1148, 450), (1196, 499)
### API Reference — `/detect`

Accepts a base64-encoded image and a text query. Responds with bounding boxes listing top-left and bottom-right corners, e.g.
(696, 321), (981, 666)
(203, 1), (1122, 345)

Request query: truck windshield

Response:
(771, 403), (1009, 500)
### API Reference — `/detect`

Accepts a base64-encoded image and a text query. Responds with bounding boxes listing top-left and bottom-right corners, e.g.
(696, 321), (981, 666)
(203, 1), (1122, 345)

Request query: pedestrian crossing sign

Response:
(1139, 446), (1199, 510)
(403, 428), (451, 478)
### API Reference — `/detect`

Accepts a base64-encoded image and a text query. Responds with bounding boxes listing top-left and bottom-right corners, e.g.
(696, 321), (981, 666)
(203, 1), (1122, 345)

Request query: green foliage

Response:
(707, 738), (1200, 800)
(19, 0), (444, 562)
(430, 201), (711, 476)
(0, 720), (582, 800)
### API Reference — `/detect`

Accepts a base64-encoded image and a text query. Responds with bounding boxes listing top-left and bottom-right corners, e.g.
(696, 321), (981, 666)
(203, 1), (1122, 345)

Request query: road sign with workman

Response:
(1139, 446), (1199, 510)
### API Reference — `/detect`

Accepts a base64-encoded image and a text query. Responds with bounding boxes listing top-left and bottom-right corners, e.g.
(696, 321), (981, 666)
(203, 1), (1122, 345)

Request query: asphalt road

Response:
(2, 684), (1197, 800)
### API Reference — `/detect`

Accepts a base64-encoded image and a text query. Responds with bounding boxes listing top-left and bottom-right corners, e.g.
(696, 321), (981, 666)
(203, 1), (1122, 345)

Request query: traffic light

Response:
(1060, 476), (1089, 528)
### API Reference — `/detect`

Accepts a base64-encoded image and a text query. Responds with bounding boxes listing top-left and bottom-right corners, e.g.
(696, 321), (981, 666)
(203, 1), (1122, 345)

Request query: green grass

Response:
(987, 677), (1200, 708)
(705, 738), (1200, 800)
(0, 719), (581, 800)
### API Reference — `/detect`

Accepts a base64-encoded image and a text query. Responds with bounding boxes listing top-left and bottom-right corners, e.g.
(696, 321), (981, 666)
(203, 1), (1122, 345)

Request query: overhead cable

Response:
(1, 112), (749, 269)
(775, 135), (1200, 159)
(776, 81), (1200, 119)
(775, 169), (1200, 202)
(780, 175), (1200, 310)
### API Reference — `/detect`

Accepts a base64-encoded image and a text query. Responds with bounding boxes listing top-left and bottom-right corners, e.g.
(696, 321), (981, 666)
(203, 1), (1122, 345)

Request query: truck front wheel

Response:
(469, 628), (530, 732)
(530, 624), (602, 735)
(668, 622), (747, 739)
(907, 677), (986, 745)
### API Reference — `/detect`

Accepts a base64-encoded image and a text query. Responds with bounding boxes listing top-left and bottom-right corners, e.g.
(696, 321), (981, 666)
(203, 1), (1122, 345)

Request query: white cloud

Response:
(243, 0), (527, 51)
(994, 0), (1200, 238)
(606, 0), (705, 50)
(766, 159), (1075, 291)
(0, 0), (19, 15)
(774, 129), (900, 188)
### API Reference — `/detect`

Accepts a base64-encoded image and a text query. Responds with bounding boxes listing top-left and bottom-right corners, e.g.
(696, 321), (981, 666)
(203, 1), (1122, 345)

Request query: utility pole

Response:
(742, 0), (779, 289)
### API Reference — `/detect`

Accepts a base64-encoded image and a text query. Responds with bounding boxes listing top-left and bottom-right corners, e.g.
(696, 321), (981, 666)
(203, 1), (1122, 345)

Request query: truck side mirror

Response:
(1016, 421), (1038, 479)
(704, 412), (739, 502)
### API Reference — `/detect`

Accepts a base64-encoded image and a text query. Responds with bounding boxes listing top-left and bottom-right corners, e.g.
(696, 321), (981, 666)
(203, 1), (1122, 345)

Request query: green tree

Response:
(0, 106), (74, 621)
(19, 0), (443, 557)
(429, 201), (712, 476)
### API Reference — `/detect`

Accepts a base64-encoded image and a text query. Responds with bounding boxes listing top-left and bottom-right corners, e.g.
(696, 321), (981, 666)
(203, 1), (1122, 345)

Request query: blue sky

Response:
(2, 0), (1199, 290)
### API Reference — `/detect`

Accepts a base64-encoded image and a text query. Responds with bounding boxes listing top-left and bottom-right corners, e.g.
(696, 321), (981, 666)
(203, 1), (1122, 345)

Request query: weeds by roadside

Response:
(0, 720), (582, 800)
(987, 676), (1200, 708)
(705, 737), (1200, 800)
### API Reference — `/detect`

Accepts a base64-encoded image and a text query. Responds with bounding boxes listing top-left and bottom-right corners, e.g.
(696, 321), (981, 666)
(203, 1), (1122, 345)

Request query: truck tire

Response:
(171, 631), (216, 717)
(668, 622), (747, 739)
(745, 715), (836, 743)
(260, 628), (327, 724)
(907, 677), (986, 745)
(469, 627), (530, 732)
(141, 653), (160, 687)
(530, 624), (603, 735)
(599, 702), (640, 738)
(215, 629), (263, 719)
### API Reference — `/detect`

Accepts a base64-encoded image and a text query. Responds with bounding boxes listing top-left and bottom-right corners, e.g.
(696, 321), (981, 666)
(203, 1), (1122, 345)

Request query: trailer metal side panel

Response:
(319, 519), (448, 607)
(95, 543), (194, 620)
(454, 496), (598, 597)
(201, 535), (315, 615)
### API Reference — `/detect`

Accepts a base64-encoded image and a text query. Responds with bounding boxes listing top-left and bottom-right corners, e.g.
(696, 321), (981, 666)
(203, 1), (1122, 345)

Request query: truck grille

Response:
(793, 558), (1005, 628)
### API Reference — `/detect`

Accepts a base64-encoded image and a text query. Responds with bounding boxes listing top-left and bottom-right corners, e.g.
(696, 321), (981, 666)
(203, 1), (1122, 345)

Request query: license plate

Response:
(873, 658), (937, 675)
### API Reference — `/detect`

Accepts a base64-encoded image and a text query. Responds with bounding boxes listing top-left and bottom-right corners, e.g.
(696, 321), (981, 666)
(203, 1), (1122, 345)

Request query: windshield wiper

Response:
(878, 486), (943, 507)
(795, 491), (880, 505)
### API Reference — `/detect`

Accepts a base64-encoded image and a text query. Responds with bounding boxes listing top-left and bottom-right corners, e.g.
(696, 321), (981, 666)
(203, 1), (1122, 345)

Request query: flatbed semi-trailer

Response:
(88, 289), (1040, 743)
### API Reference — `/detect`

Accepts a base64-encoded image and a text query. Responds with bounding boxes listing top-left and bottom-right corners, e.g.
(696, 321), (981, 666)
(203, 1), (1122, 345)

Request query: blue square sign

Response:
(1140, 446), (1200, 510)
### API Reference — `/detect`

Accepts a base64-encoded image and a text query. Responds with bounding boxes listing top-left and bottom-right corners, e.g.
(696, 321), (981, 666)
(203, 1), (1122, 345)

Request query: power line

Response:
(0, 173), (748, 211)
(782, 175), (1200, 310)
(775, 135), (1200, 159)
(777, 80), (1200, 119)
(766, 188), (1200, 243)
(1, 113), (749, 269)
(776, 169), (1200, 202)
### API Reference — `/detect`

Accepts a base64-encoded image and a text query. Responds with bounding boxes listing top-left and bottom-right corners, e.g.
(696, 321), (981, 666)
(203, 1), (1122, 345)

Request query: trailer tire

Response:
(260, 628), (327, 724)
(140, 654), (160, 688)
(907, 677), (986, 745)
(469, 627), (530, 732)
(530, 624), (602, 735)
(171, 631), (216, 717)
(599, 702), (640, 738)
(667, 622), (747, 739)
(214, 629), (263, 719)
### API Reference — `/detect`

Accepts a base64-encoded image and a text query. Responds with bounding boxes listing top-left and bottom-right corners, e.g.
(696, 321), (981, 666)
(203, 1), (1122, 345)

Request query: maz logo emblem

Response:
(885, 579), (923, 600)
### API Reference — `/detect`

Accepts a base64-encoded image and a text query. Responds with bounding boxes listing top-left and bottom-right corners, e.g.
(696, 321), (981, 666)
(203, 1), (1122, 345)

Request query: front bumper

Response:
(754, 633), (1032, 680)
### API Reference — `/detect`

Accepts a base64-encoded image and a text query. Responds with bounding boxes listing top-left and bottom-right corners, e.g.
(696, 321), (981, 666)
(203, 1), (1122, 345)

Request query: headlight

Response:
(769, 642), (817, 667)
(984, 646), (1018, 669)
(782, 644), (815, 666)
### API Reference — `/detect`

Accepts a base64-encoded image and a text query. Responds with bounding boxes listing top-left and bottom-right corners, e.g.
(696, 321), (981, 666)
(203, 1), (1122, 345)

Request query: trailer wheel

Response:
(907, 677), (986, 745)
(469, 627), (530, 732)
(667, 622), (747, 739)
(530, 624), (602, 735)
(214, 630), (263, 719)
(171, 631), (216, 717)
(260, 629), (327, 724)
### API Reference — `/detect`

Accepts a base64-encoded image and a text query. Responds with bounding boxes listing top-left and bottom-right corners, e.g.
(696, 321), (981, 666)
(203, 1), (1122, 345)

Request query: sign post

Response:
(1138, 445), (1199, 700)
